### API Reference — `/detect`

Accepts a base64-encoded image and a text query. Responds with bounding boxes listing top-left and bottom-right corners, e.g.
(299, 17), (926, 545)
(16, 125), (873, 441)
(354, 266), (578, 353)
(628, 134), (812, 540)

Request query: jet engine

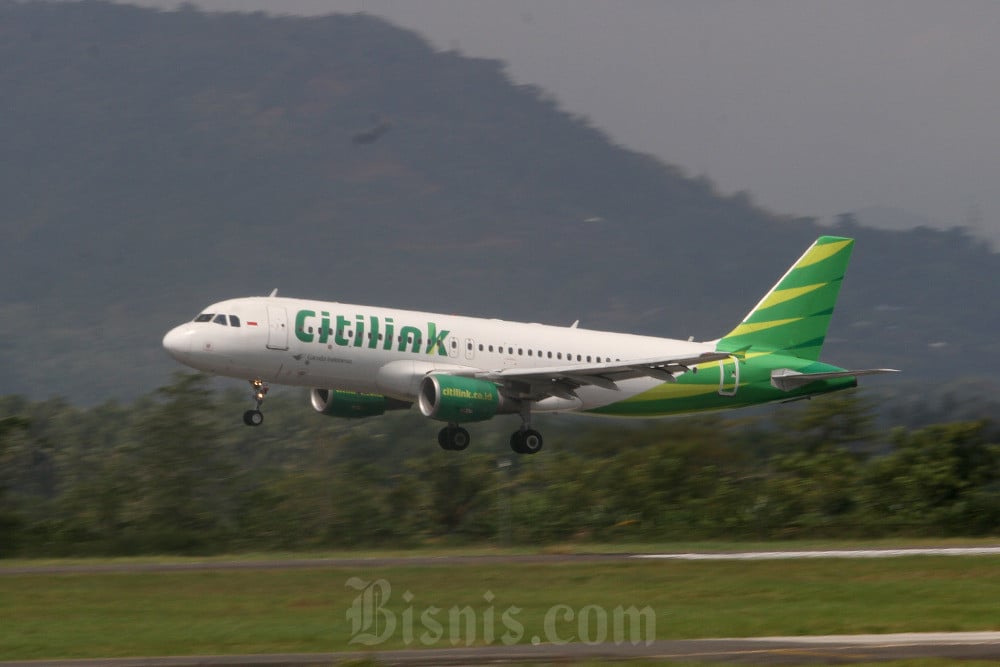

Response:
(310, 388), (410, 419)
(417, 375), (516, 423)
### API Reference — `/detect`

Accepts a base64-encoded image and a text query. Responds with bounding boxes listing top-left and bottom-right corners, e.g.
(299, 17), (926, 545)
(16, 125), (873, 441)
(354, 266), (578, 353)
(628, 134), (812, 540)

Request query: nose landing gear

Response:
(242, 379), (268, 426)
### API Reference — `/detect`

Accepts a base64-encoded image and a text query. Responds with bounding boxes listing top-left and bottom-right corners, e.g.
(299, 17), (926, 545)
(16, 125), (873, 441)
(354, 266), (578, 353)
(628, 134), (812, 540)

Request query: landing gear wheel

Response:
(521, 429), (543, 454)
(438, 426), (471, 451)
(243, 409), (264, 426)
(510, 429), (542, 454)
(450, 427), (470, 451)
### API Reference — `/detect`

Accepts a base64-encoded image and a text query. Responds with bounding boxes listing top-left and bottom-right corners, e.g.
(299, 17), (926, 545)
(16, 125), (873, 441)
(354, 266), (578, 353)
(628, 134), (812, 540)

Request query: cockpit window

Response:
(194, 313), (241, 326)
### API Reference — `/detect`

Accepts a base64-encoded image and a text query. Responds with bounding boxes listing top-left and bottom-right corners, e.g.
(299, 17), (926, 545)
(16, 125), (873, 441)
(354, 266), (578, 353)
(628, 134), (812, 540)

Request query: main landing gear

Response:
(510, 402), (543, 454)
(509, 428), (543, 454)
(242, 379), (268, 426)
(436, 404), (544, 454)
(436, 424), (543, 454)
(437, 425), (471, 451)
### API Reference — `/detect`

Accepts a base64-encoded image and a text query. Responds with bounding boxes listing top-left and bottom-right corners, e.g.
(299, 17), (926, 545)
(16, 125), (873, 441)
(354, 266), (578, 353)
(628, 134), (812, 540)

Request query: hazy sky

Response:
(117, 1), (1000, 243)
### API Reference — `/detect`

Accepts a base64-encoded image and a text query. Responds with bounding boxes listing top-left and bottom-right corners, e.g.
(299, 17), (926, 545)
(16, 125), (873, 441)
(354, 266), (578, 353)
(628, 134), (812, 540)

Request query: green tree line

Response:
(0, 374), (997, 557)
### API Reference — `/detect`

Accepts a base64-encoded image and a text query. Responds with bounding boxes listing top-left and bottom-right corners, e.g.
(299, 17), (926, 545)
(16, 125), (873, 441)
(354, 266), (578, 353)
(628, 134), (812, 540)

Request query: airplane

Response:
(162, 236), (897, 454)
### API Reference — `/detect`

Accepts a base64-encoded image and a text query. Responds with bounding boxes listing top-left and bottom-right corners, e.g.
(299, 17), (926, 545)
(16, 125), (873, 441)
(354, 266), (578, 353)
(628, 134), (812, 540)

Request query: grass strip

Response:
(0, 556), (997, 659)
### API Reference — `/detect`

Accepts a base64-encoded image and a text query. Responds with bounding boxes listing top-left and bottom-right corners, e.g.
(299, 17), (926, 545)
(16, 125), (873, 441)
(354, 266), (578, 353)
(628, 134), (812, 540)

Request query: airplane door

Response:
(465, 338), (475, 361)
(448, 335), (459, 359)
(266, 306), (289, 350)
(718, 356), (739, 396)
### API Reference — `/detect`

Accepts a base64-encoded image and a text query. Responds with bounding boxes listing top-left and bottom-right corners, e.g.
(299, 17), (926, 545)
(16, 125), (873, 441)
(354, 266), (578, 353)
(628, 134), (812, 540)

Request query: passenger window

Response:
(547, 351), (553, 359)
(528, 349), (533, 356)
(213, 314), (227, 326)
(557, 352), (562, 360)
(489, 345), (494, 352)
(229, 315), (241, 327)
(194, 313), (213, 323)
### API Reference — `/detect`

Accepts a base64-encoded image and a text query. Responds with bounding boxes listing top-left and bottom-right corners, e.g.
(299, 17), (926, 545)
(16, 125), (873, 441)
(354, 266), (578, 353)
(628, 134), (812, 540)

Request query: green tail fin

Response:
(716, 236), (854, 361)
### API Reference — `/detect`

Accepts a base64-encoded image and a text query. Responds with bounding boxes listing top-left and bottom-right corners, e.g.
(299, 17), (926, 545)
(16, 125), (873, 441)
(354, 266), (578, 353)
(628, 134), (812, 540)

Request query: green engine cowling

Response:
(310, 388), (410, 419)
(418, 375), (511, 423)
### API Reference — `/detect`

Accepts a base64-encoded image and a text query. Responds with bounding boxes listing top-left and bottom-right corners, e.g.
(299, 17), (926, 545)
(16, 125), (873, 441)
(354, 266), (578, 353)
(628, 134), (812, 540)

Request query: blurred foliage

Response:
(0, 374), (997, 557)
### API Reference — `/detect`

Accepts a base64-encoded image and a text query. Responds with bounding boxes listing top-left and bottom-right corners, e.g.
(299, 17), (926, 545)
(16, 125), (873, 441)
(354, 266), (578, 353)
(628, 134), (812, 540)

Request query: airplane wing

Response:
(475, 352), (732, 400)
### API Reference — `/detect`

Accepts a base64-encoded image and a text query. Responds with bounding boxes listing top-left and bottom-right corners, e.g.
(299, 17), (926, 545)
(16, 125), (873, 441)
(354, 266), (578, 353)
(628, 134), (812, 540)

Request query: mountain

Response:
(0, 1), (997, 401)
(853, 207), (941, 233)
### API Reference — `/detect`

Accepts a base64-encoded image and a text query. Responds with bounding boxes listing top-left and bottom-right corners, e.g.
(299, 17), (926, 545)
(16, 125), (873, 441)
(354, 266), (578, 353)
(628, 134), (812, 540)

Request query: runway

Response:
(2, 546), (999, 575)
(2, 633), (1000, 666)
(634, 546), (1000, 560)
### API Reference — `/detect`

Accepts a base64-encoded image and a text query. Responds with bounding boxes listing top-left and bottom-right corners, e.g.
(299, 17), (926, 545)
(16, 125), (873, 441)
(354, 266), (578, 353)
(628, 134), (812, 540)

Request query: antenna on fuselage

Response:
(268, 288), (279, 297)
(570, 320), (579, 329)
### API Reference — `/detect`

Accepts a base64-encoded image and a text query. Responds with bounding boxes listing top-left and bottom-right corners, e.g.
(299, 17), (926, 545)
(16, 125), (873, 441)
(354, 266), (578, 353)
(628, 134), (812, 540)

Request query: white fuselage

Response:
(163, 296), (713, 412)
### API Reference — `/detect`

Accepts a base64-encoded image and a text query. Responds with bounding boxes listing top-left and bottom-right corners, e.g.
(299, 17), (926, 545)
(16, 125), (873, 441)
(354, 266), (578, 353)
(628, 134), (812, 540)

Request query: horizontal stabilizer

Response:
(771, 367), (900, 391)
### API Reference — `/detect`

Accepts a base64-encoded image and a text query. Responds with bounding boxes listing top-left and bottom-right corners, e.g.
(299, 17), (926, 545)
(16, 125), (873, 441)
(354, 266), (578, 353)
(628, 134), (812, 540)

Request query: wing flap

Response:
(480, 351), (731, 398)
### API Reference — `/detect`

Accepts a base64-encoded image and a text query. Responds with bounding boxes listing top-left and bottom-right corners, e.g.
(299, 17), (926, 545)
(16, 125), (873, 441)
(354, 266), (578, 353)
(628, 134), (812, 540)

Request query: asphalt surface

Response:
(2, 547), (999, 575)
(0, 553), (626, 575)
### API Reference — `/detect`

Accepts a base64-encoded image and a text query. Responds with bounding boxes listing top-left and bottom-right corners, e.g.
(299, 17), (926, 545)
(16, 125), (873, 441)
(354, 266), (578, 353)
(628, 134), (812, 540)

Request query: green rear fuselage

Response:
(588, 354), (857, 417)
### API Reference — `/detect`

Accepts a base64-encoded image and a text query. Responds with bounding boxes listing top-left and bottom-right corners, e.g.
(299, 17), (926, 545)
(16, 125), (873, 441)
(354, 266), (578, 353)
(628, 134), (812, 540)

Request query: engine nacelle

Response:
(417, 375), (515, 423)
(310, 388), (410, 419)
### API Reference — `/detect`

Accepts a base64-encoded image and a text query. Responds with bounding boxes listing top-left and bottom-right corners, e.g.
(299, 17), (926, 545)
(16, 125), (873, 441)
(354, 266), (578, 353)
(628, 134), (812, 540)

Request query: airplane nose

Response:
(162, 324), (192, 361)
